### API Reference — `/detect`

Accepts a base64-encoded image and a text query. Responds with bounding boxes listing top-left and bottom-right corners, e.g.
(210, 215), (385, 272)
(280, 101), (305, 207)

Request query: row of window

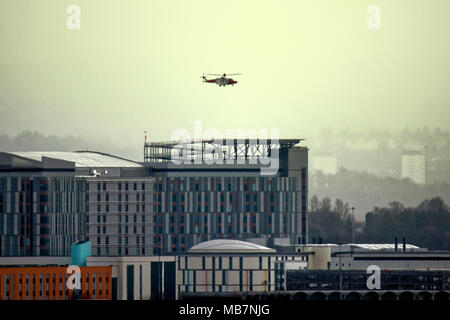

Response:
(91, 182), (147, 191)
(155, 177), (299, 192)
(96, 247), (146, 256)
(88, 204), (148, 213)
(91, 215), (147, 223)
(96, 236), (147, 245)
(88, 193), (147, 202)
(94, 226), (147, 234)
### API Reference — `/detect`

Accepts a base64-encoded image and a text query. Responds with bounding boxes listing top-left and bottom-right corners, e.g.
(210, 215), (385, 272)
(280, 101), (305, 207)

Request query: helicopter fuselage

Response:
(202, 74), (238, 87)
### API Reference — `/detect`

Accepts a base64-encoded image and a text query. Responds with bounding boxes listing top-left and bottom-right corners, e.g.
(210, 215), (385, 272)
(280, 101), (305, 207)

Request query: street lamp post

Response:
(351, 207), (355, 243)
(338, 242), (343, 300)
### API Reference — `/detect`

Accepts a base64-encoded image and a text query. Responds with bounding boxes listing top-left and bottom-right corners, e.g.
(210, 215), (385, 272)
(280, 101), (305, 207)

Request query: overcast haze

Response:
(1, 0), (449, 150)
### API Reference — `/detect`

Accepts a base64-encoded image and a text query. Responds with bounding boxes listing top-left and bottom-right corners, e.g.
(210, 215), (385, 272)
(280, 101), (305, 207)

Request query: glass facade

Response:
(152, 175), (306, 255)
(0, 176), (87, 256)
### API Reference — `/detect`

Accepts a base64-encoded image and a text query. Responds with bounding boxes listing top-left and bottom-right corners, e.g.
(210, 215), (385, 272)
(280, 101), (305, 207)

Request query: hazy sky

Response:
(1, 0), (449, 148)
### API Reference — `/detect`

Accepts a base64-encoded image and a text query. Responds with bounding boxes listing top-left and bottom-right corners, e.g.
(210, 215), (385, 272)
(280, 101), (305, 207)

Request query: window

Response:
(133, 183), (137, 191)
(118, 183), (122, 191)
(103, 183), (106, 191)
(103, 215), (106, 223)
(142, 183), (145, 190)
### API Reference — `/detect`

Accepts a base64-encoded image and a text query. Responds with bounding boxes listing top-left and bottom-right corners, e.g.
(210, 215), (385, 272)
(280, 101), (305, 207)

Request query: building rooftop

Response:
(350, 243), (420, 250)
(189, 239), (276, 253)
(0, 151), (142, 168)
(302, 243), (422, 251)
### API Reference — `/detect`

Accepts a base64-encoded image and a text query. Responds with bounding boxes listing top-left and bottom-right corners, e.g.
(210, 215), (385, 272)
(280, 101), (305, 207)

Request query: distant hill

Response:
(310, 168), (450, 220)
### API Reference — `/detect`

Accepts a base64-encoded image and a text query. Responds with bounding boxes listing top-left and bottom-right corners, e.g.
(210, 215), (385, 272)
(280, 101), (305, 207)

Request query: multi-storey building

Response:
(0, 151), (151, 256)
(401, 151), (426, 184)
(0, 175), (86, 256)
(146, 139), (308, 254)
(0, 138), (308, 257)
(86, 178), (155, 257)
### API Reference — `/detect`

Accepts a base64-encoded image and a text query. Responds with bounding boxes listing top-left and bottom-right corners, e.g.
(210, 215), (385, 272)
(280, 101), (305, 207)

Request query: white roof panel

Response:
(9, 151), (142, 168)
(189, 239), (276, 253)
(351, 244), (420, 250)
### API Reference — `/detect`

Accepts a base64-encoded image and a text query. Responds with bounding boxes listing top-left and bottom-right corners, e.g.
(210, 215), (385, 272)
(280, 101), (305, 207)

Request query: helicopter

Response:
(201, 73), (242, 87)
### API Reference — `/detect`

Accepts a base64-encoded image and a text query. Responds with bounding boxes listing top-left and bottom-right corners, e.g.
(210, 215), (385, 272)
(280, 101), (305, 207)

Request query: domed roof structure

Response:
(188, 239), (276, 253)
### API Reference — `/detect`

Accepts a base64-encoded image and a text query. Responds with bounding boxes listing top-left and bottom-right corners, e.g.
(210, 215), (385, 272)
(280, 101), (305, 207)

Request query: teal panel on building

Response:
(71, 240), (91, 266)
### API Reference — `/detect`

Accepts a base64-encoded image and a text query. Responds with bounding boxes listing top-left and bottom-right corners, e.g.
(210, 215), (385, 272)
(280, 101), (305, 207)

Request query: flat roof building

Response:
(0, 138), (309, 257)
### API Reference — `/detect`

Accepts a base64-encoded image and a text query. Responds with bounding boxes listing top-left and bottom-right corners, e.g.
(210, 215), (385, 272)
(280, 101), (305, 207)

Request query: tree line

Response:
(308, 195), (450, 250)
